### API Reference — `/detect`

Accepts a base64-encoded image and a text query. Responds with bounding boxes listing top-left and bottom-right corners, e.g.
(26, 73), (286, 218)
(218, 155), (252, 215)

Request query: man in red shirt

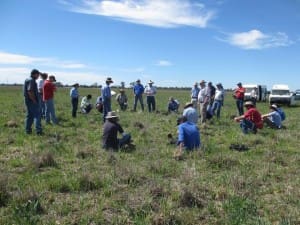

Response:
(234, 82), (246, 115)
(234, 101), (263, 134)
(43, 75), (58, 124)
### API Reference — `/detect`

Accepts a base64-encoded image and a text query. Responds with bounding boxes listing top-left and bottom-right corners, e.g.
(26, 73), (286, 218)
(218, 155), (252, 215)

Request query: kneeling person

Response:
(81, 94), (93, 114)
(175, 116), (200, 157)
(262, 104), (282, 129)
(102, 111), (131, 150)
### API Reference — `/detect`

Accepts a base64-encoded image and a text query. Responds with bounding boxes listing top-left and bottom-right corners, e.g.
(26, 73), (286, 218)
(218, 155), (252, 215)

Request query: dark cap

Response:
(49, 75), (56, 82)
(237, 82), (242, 86)
(31, 69), (40, 76)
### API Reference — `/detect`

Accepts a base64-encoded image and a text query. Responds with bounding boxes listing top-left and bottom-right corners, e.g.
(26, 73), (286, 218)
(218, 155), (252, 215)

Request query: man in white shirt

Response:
(36, 73), (48, 118)
(197, 80), (210, 124)
(144, 80), (157, 112)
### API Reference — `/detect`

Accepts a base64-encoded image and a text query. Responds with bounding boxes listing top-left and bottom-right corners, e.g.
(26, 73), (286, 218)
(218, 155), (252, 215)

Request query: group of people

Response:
(23, 69), (58, 135)
(23, 70), (286, 156)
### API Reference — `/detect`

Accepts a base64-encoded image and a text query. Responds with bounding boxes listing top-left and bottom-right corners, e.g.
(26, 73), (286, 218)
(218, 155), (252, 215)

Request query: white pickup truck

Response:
(269, 84), (296, 106)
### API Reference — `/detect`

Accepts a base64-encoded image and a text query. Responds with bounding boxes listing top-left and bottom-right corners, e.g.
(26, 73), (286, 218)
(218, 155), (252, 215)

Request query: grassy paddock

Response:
(0, 86), (299, 225)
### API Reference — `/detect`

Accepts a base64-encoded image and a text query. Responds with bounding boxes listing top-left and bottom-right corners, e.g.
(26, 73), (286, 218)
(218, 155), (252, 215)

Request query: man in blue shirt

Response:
(102, 77), (114, 122)
(133, 79), (145, 111)
(23, 69), (42, 135)
(183, 102), (198, 124)
(175, 116), (200, 158)
(191, 82), (200, 108)
(262, 104), (282, 129)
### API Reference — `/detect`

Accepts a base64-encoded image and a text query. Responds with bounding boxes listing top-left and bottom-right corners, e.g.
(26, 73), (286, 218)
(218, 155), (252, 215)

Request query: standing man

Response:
(133, 79), (144, 111)
(43, 75), (58, 125)
(144, 80), (157, 112)
(102, 77), (114, 122)
(70, 83), (79, 118)
(36, 73), (48, 119)
(24, 69), (42, 135)
(198, 80), (210, 124)
(212, 83), (225, 119)
(190, 82), (200, 108)
(234, 82), (246, 115)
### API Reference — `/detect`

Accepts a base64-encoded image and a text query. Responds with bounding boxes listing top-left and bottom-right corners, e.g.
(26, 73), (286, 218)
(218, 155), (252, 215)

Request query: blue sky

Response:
(1, 0), (300, 90)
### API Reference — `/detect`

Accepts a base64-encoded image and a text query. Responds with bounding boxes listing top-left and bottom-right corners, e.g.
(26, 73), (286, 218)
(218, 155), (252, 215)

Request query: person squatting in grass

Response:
(261, 104), (282, 129)
(182, 102), (198, 124)
(133, 79), (145, 111)
(174, 116), (201, 158)
(43, 75), (58, 125)
(234, 101), (263, 134)
(80, 94), (93, 114)
(168, 97), (180, 113)
(144, 80), (157, 112)
(23, 69), (43, 135)
(101, 77), (114, 122)
(70, 83), (79, 118)
(102, 111), (131, 151)
(116, 89), (128, 111)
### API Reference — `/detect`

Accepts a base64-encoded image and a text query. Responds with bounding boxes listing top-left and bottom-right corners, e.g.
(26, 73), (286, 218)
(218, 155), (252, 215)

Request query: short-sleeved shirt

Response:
(178, 122), (200, 150)
(198, 86), (210, 103)
(191, 87), (200, 99)
(102, 121), (124, 149)
(43, 80), (56, 101)
(133, 84), (144, 95)
(244, 107), (263, 129)
(144, 86), (156, 96)
(234, 87), (245, 100)
(24, 78), (38, 102)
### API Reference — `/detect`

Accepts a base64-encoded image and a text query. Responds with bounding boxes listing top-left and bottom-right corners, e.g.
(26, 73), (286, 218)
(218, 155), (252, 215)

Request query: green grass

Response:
(0, 86), (299, 225)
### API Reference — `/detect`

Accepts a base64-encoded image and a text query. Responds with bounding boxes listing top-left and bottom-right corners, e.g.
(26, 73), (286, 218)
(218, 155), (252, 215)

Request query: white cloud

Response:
(0, 51), (86, 69)
(156, 60), (172, 66)
(64, 0), (215, 28)
(220, 29), (292, 50)
(0, 67), (106, 85)
(0, 52), (48, 64)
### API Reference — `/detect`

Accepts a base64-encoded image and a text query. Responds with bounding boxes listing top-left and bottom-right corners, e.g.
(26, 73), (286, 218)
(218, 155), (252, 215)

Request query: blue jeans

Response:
(38, 94), (46, 118)
(25, 100), (42, 134)
(236, 99), (244, 116)
(45, 98), (58, 124)
(212, 100), (222, 118)
(133, 94), (144, 111)
(119, 133), (131, 148)
(103, 98), (112, 122)
(146, 96), (156, 112)
(240, 119), (256, 134)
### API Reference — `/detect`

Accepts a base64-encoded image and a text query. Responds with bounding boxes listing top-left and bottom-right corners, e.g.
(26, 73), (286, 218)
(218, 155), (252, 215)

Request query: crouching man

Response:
(234, 101), (263, 134)
(174, 116), (200, 159)
(102, 111), (131, 151)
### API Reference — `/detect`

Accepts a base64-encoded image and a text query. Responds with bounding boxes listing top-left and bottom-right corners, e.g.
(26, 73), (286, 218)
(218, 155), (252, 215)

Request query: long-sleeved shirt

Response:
(102, 85), (111, 101)
(144, 86), (156, 96)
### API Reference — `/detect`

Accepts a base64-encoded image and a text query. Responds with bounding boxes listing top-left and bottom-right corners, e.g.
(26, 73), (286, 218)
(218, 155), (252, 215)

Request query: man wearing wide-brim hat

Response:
(183, 102), (198, 124)
(144, 80), (157, 112)
(234, 101), (263, 134)
(261, 104), (282, 129)
(102, 111), (132, 150)
(101, 77), (114, 122)
(211, 82), (225, 119)
(197, 80), (210, 124)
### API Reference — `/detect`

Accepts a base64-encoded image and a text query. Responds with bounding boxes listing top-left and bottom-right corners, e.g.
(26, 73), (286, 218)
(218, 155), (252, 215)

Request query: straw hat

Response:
(184, 102), (193, 109)
(244, 101), (254, 107)
(105, 111), (119, 119)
